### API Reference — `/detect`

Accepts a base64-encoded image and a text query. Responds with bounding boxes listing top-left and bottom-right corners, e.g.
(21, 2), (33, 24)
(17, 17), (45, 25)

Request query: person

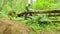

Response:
(24, 4), (33, 19)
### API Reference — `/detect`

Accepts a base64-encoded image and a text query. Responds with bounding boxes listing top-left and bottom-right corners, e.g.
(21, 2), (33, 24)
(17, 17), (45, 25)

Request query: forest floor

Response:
(0, 18), (60, 34)
(0, 18), (36, 34)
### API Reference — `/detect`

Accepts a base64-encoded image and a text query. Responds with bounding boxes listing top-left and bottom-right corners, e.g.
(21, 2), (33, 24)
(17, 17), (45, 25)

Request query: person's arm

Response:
(25, 6), (29, 12)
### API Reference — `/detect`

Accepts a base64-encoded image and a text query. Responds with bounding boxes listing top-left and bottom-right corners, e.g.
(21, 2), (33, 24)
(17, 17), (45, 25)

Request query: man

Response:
(24, 4), (33, 19)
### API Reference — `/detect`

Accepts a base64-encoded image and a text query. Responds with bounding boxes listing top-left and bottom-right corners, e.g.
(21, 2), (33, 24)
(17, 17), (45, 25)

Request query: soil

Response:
(0, 18), (36, 34)
(0, 18), (60, 34)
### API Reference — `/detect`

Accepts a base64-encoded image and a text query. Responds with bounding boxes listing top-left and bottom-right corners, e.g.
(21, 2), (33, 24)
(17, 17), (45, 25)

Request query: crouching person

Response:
(24, 4), (33, 19)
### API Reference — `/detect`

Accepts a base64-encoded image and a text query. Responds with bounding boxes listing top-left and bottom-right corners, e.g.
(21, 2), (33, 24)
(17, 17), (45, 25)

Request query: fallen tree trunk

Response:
(17, 9), (60, 17)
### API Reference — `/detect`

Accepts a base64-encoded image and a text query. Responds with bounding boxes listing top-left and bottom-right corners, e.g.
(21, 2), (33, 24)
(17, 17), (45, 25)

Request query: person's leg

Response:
(29, 12), (32, 16)
(24, 12), (28, 19)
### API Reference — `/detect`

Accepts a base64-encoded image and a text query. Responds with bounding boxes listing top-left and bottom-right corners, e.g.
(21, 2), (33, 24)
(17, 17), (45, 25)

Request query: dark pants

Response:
(24, 12), (32, 19)
(29, 12), (32, 16)
(24, 12), (28, 19)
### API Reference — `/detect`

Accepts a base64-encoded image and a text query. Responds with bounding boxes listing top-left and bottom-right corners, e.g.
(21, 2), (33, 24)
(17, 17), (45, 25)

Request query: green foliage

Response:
(22, 15), (60, 34)
(0, 0), (60, 34)
(32, 0), (55, 10)
(23, 15), (52, 32)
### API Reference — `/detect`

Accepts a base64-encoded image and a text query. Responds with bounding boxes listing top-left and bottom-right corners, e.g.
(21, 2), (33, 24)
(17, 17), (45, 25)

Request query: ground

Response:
(0, 18), (36, 34)
(0, 18), (60, 34)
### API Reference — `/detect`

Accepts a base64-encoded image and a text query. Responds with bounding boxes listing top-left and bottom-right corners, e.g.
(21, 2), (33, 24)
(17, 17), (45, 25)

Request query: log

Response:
(51, 20), (60, 22)
(16, 10), (60, 17)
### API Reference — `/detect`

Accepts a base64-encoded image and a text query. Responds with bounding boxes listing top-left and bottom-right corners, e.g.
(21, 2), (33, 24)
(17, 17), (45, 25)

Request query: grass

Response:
(8, 14), (60, 34)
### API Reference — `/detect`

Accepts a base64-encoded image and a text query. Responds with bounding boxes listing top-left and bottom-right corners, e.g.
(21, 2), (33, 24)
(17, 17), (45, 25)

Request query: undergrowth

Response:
(7, 14), (60, 34)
